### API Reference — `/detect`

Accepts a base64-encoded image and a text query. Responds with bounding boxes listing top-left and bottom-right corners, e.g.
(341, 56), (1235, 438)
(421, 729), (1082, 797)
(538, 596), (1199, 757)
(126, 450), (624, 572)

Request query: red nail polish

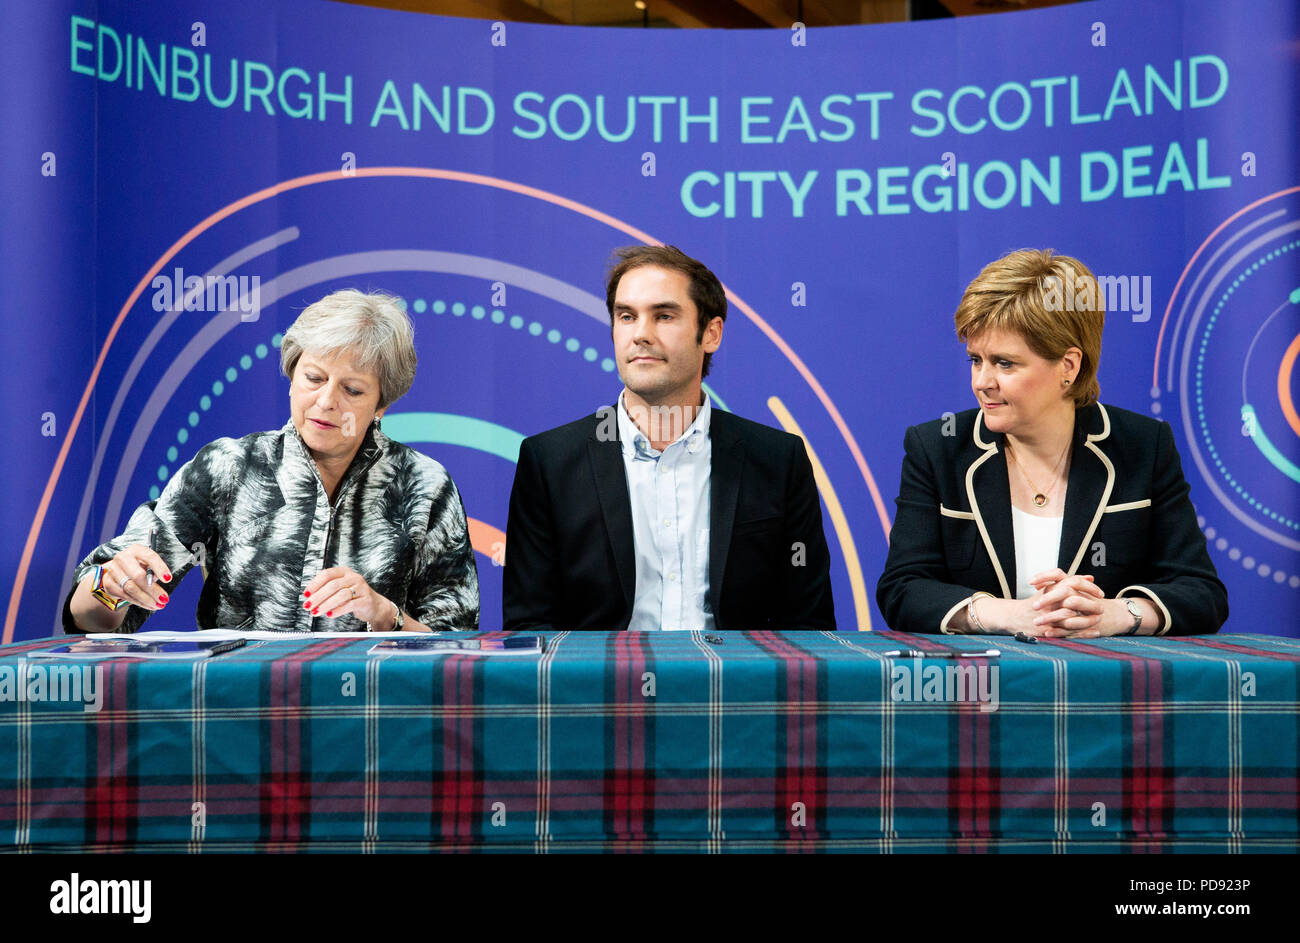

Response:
(326, 611), (333, 617)
(304, 602), (311, 610)
(304, 590), (311, 598)
(158, 595), (168, 603)
(312, 608), (319, 615)
(163, 574), (171, 582)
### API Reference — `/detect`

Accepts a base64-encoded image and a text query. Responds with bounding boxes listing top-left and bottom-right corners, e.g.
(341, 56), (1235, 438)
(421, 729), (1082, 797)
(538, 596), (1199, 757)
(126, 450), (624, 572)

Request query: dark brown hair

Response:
(605, 245), (727, 379)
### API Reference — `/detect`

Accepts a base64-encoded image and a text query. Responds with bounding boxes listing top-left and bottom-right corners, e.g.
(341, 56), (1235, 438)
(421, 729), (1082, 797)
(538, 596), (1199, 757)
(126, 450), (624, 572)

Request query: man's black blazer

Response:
(876, 403), (1228, 635)
(504, 406), (836, 630)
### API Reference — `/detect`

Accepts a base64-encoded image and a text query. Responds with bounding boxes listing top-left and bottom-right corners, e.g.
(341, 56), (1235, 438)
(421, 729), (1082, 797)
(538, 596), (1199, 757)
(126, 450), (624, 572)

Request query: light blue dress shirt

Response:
(617, 390), (716, 631)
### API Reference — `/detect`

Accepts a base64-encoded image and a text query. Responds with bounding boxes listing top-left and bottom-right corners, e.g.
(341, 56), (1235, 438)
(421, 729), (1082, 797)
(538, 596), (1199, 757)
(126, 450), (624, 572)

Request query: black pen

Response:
(145, 527), (157, 590)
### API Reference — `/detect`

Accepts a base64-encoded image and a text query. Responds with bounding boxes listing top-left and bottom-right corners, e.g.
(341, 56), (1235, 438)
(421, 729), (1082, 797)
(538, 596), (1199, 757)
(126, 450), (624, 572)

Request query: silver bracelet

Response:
(966, 592), (993, 634)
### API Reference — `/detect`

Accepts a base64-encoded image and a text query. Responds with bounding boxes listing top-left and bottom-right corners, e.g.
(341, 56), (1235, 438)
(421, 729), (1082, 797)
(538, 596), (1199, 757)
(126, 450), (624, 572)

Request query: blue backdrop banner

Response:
(3, 0), (1298, 639)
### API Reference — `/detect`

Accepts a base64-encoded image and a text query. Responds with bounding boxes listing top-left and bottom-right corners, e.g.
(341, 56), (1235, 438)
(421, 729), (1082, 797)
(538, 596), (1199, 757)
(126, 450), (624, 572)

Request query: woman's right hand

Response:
(98, 545), (172, 610)
(970, 595), (1058, 637)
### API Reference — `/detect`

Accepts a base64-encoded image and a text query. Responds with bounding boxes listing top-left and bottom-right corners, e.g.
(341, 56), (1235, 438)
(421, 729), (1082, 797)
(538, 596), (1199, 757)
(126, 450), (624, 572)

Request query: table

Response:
(1, 630), (1296, 852)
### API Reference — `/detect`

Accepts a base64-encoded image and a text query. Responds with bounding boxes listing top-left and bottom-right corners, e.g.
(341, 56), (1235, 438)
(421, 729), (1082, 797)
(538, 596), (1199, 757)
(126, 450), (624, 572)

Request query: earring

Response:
(1063, 378), (1072, 387)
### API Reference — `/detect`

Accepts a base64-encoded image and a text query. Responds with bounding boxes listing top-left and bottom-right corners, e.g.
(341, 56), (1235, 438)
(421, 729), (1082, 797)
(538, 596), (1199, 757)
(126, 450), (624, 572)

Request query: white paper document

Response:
(86, 628), (416, 641)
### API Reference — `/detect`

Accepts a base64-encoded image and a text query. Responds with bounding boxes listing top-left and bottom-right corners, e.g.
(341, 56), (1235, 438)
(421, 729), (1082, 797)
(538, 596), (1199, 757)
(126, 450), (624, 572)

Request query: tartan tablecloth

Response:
(0, 630), (1296, 853)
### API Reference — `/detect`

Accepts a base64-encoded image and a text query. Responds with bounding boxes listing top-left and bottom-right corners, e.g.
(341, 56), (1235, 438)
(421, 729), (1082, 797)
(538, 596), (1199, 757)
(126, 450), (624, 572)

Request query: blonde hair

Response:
(953, 249), (1105, 407)
(280, 290), (417, 409)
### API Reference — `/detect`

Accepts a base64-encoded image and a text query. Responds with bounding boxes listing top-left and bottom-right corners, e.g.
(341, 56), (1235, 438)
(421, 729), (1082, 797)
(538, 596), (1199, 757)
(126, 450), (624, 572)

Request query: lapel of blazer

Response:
(1058, 403), (1116, 574)
(587, 407), (636, 613)
(708, 411), (744, 617)
(966, 410), (1015, 598)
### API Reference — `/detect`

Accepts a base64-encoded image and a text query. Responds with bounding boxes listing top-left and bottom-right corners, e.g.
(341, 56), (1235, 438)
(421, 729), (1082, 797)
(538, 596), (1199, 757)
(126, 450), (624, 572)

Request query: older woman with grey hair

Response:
(65, 289), (480, 633)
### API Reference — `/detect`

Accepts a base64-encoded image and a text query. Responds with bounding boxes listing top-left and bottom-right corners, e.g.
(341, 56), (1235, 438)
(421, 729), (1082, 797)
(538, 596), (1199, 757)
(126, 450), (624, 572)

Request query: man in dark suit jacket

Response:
(504, 246), (835, 631)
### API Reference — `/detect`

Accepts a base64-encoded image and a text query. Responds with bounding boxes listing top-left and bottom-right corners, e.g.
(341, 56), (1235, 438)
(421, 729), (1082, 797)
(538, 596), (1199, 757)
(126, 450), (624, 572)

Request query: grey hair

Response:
(280, 290), (417, 409)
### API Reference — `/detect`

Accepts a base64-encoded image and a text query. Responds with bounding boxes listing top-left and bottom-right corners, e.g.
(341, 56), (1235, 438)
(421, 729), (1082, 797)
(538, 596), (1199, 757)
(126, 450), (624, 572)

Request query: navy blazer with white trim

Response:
(876, 402), (1228, 635)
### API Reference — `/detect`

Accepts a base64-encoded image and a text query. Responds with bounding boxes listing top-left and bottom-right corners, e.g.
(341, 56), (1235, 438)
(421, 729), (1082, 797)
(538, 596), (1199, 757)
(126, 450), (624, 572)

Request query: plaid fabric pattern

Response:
(1, 631), (1296, 853)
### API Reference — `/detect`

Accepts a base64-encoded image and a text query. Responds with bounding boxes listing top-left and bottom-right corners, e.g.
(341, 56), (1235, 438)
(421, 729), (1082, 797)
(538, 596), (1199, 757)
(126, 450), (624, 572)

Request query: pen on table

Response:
(882, 649), (1000, 658)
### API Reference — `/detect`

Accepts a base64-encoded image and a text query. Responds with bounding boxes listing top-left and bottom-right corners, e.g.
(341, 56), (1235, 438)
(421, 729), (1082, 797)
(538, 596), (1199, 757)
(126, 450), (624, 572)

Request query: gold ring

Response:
(350, 586), (358, 599)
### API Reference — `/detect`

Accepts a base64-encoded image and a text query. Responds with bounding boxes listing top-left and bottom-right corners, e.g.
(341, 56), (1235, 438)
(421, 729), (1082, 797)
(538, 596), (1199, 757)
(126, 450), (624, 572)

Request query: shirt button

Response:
(668, 573), (677, 582)
(663, 519), (672, 527)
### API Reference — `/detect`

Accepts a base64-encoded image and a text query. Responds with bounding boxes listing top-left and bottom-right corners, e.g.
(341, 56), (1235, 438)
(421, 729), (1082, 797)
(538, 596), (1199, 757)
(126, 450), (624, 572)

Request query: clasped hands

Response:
(971, 568), (1134, 638)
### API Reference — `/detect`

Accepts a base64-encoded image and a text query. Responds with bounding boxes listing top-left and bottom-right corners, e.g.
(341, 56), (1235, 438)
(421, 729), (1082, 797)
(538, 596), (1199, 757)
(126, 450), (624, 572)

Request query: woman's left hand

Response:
(1039, 598), (1141, 637)
(302, 566), (394, 627)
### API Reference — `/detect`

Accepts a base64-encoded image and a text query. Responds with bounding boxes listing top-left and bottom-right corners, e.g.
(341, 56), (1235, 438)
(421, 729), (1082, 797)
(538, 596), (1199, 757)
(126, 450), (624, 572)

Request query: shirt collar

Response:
(283, 418), (386, 483)
(616, 389), (712, 460)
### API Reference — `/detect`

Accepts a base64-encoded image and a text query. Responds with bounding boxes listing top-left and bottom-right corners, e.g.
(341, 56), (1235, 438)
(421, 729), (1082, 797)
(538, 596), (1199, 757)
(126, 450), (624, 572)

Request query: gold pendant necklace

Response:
(1008, 440), (1070, 508)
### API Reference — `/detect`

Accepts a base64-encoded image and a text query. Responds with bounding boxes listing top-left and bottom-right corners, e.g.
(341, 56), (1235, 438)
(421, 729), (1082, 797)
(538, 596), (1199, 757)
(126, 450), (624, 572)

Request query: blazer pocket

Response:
(1096, 504), (1151, 566)
(733, 515), (781, 536)
(940, 515), (977, 570)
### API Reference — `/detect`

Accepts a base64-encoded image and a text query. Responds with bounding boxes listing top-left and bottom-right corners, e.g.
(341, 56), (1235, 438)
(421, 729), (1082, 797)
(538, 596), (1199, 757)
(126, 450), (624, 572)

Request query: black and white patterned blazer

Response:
(64, 421), (480, 633)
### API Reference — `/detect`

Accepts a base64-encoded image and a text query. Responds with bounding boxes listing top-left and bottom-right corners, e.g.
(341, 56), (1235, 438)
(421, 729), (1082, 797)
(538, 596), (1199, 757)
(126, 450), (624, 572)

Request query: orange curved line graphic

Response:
(468, 519), (506, 561)
(726, 294), (892, 543)
(1278, 332), (1300, 439)
(766, 396), (872, 631)
(1153, 185), (1300, 389)
(7, 167), (888, 642)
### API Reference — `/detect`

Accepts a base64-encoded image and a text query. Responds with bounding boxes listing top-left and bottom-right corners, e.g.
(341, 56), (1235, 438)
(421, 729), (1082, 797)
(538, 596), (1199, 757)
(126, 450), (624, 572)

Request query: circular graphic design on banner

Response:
(1154, 187), (1300, 588)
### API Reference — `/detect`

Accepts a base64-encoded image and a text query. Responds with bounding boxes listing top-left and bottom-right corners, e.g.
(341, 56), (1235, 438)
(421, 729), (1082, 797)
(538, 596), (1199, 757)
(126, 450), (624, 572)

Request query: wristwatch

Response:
(1120, 598), (1143, 635)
